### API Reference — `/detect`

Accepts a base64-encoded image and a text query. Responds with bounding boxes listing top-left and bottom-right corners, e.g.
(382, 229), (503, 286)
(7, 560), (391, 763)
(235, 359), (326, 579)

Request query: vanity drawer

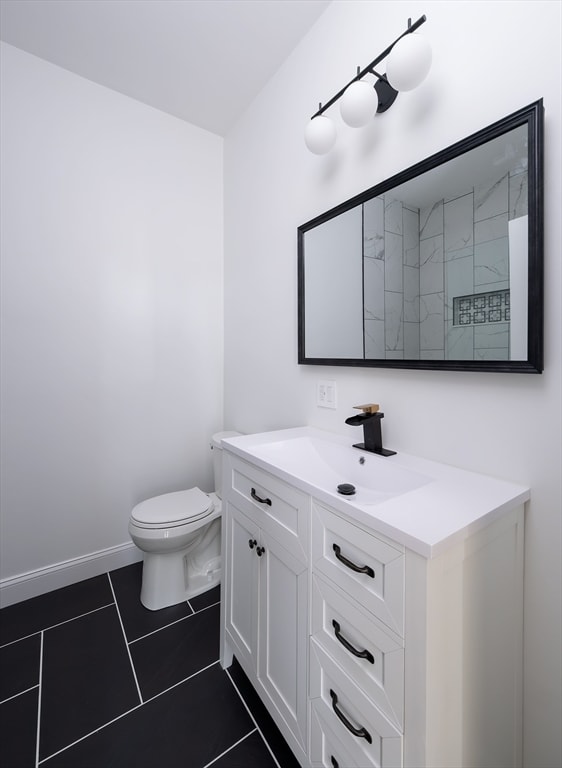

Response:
(226, 455), (309, 560)
(310, 640), (402, 768)
(312, 573), (404, 729)
(311, 502), (404, 636)
(310, 702), (372, 768)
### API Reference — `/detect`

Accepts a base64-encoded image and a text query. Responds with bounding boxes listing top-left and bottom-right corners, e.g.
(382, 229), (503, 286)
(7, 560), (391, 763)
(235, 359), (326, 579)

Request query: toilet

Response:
(128, 431), (241, 610)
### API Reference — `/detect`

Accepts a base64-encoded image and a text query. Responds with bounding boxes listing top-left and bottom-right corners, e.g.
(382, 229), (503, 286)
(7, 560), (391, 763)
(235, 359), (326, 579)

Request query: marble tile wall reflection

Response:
(363, 196), (418, 359)
(420, 201), (445, 359)
(444, 169), (526, 360)
(362, 169), (527, 361)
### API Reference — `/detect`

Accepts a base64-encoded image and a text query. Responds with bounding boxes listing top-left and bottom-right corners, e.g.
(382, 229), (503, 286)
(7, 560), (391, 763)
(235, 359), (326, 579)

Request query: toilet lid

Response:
(131, 487), (213, 528)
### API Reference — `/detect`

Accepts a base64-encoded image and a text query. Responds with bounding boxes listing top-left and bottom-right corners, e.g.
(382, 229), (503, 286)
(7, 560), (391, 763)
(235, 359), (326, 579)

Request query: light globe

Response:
(386, 33), (432, 92)
(340, 80), (379, 127)
(304, 115), (336, 154)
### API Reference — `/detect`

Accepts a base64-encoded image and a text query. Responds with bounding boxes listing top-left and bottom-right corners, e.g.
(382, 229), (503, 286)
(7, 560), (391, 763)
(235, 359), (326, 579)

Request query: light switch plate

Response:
(317, 380), (337, 409)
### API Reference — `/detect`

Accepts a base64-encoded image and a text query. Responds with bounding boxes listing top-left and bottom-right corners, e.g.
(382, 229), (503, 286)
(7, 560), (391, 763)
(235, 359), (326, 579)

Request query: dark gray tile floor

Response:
(0, 562), (301, 768)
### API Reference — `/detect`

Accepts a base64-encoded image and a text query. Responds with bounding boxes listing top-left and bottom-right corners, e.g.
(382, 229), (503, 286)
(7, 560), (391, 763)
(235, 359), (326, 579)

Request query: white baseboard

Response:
(0, 542), (143, 608)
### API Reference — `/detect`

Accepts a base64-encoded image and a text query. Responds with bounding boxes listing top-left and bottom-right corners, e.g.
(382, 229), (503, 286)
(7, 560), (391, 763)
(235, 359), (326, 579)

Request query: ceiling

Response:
(0, 0), (331, 136)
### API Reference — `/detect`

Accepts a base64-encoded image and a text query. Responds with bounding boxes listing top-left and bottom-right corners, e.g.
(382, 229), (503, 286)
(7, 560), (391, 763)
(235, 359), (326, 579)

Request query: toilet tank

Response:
(211, 431), (242, 499)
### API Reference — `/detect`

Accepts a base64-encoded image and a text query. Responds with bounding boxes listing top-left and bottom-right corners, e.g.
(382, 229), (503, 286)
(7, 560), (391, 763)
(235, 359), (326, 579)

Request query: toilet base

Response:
(137, 513), (222, 611)
(140, 551), (221, 611)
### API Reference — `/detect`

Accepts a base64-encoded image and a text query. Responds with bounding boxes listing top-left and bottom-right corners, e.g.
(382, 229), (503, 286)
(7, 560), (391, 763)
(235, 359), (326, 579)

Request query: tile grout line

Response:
(0, 683), (39, 706)
(107, 573), (143, 705)
(142, 659), (221, 706)
(37, 701), (143, 765)
(127, 611), (194, 645)
(0, 602), (116, 650)
(34, 631), (44, 768)
(128, 599), (220, 645)
(225, 667), (283, 768)
(201, 727), (258, 768)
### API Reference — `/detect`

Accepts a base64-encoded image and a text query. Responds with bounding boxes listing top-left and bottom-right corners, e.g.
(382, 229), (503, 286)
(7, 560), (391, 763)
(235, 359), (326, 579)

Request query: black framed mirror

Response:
(298, 100), (544, 372)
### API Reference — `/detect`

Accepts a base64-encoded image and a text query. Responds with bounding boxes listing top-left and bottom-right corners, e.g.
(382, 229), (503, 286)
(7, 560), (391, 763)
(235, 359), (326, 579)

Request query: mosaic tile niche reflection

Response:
(454, 289), (510, 327)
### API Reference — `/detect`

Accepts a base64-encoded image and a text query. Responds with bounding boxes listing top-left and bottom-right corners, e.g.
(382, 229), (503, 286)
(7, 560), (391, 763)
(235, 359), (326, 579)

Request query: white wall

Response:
(223, 2), (561, 766)
(0, 44), (224, 590)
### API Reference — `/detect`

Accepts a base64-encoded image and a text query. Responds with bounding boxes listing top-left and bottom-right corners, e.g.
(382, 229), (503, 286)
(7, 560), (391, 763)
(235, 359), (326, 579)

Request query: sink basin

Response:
(237, 430), (432, 505)
(223, 426), (530, 558)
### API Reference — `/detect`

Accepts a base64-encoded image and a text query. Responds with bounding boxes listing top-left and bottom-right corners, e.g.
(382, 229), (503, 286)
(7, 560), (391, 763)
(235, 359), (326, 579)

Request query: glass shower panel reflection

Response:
(304, 206), (364, 359)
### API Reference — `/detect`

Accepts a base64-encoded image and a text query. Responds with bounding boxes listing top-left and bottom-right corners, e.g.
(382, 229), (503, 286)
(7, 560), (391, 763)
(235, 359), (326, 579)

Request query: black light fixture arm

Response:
(311, 14), (427, 119)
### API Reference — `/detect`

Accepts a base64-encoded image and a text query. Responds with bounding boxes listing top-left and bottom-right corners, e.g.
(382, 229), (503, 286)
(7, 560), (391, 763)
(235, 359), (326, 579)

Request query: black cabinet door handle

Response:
(251, 488), (272, 506)
(330, 757), (339, 768)
(256, 546), (265, 557)
(329, 689), (372, 744)
(332, 620), (374, 664)
(333, 544), (375, 578)
(248, 539), (257, 549)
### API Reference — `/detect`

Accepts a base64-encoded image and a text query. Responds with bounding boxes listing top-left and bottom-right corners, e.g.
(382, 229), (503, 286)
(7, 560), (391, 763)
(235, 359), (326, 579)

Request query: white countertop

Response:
(222, 426), (530, 558)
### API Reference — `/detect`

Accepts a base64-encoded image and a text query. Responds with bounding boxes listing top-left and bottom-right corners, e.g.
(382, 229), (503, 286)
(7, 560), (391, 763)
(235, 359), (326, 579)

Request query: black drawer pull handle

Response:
(332, 620), (374, 664)
(329, 689), (372, 744)
(331, 757), (339, 768)
(251, 488), (272, 506)
(333, 544), (375, 578)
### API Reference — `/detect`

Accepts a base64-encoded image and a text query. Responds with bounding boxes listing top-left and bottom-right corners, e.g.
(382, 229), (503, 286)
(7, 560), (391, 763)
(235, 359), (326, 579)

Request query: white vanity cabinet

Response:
(220, 428), (527, 768)
(221, 453), (310, 765)
(309, 500), (525, 768)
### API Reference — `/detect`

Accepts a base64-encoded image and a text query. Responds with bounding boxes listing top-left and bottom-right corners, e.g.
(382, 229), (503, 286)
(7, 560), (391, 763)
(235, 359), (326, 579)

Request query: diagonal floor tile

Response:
(189, 584), (221, 613)
(0, 575), (113, 646)
(228, 657), (301, 768)
(0, 688), (39, 768)
(39, 604), (140, 760)
(110, 562), (192, 642)
(130, 603), (220, 701)
(43, 663), (254, 768)
(0, 634), (41, 702)
(210, 729), (278, 767)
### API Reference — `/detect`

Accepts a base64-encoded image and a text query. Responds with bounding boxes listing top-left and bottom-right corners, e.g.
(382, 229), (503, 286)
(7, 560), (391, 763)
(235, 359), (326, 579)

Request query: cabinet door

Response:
(258, 529), (309, 751)
(224, 502), (259, 672)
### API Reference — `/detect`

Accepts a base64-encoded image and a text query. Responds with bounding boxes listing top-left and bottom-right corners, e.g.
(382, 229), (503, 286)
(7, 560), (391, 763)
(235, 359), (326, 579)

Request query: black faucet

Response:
(345, 404), (396, 457)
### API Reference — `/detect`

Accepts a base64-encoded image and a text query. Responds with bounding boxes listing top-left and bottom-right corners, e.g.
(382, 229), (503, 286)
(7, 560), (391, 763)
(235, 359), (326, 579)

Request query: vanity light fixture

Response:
(304, 14), (431, 154)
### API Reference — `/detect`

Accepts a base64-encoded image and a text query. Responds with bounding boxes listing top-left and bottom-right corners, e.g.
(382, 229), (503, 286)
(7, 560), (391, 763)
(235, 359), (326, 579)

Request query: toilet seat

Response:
(130, 487), (213, 530)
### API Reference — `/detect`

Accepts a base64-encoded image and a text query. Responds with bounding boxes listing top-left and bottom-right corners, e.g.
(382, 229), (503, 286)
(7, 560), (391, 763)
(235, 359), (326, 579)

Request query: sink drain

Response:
(337, 483), (356, 496)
